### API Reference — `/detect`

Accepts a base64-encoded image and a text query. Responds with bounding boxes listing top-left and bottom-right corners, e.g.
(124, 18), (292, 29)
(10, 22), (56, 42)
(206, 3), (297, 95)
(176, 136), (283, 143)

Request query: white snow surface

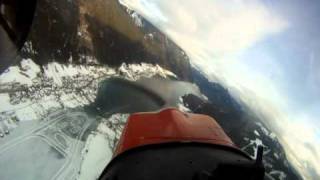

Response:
(0, 56), (148, 179)
(77, 113), (129, 180)
(0, 58), (176, 137)
(177, 97), (191, 112)
(0, 59), (40, 85)
(131, 12), (143, 27)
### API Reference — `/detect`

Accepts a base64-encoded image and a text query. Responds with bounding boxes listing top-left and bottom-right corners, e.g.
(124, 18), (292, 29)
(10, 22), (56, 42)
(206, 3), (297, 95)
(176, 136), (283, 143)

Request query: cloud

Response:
(121, 0), (287, 57)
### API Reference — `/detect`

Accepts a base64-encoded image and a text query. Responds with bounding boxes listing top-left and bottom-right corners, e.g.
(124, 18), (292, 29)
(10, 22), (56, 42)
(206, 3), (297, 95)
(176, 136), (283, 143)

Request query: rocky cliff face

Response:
(20, 0), (192, 81)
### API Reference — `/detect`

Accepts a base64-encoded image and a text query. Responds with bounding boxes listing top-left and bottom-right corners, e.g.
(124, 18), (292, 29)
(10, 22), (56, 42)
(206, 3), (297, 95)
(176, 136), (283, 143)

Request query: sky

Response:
(119, 0), (320, 179)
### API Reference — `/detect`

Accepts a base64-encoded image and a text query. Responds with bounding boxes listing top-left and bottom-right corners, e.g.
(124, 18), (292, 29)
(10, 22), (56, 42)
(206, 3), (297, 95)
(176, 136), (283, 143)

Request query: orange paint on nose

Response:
(114, 108), (237, 156)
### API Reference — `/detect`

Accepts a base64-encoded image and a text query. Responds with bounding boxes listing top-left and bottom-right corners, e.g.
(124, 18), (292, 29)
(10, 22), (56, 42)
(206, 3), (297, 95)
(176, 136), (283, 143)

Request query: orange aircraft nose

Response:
(114, 108), (238, 156)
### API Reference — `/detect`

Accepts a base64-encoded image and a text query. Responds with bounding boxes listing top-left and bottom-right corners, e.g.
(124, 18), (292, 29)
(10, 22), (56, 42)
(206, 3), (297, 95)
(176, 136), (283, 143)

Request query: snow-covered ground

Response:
(0, 58), (176, 135)
(0, 56), (177, 179)
(77, 113), (129, 180)
(241, 121), (288, 180)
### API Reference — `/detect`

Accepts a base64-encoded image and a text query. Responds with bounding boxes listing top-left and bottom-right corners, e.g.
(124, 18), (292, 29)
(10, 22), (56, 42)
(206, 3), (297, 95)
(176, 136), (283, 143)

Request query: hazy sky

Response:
(120, 0), (320, 179)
